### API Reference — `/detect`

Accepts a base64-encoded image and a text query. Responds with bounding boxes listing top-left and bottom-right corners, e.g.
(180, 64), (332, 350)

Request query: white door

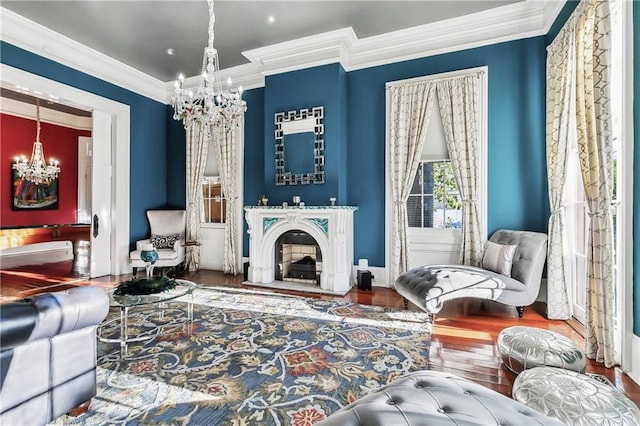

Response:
(90, 111), (112, 277)
(77, 136), (92, 224)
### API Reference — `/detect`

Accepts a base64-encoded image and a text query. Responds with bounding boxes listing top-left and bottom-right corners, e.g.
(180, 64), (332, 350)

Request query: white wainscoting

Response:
(199, 225), (225, 271)
(407, 228), (462, 270)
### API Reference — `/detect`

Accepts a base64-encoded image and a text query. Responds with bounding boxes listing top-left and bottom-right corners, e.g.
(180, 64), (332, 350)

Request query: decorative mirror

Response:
(275, 106), (324, 185)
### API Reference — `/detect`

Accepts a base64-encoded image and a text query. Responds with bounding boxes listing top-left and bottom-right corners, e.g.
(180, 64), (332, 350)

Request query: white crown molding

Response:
(2, 1), (565, 104)
(0, 7), (167, 103)
(1, 96), (92, 130)
(243, 28), (358, 77)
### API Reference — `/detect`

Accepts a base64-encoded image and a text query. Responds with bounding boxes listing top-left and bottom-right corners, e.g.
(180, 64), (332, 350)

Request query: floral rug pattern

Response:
(60, 286), (432, 425)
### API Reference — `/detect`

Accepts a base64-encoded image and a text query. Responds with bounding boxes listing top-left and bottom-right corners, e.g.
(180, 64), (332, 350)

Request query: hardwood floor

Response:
(4, 268), (640, 405)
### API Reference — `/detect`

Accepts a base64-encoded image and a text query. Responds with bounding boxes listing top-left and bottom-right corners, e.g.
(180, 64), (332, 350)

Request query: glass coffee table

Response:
(98, 279), (196, 357)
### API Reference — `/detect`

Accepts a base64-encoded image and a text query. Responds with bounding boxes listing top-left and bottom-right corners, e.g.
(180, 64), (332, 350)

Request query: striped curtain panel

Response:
(213, 119), (243, 275)
(388, 81), (436, 283)
(545, 21), (575, 320)
(436, 74), (483, 266)
(185, 121), (210, 272)
(574, 0), (616, 367)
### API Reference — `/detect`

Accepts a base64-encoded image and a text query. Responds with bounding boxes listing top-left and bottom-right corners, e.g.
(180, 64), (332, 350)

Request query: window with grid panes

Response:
(202, 176), (226, 224)
(407, 161), (461, 229)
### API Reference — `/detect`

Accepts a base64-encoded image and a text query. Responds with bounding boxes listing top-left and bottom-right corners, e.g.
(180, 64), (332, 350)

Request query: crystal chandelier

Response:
(12, 98), (60, 184)
(171, 0), (246, 131)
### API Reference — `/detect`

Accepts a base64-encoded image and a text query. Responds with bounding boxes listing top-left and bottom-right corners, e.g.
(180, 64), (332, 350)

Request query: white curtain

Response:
(545, 23), (575, 320)
(436, 75), (483, 266)
(574, 0), (616, 367)
(213, 119), (242, 275)
(185, 121), (209, 272)
(546, 0), (616, 365)
(388, 81), (436, 282)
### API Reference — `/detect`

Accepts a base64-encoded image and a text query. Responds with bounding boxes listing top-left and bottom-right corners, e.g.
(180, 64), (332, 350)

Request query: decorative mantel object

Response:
(140, 243), (159, 279)
(244, 206), (357, 293)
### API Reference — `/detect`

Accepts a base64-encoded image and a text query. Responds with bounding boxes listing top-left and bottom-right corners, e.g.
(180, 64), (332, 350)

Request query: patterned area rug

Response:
(59, 286), (432, 425)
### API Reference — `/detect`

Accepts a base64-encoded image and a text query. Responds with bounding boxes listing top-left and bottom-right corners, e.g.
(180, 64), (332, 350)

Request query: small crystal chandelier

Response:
(12, 98), (60, 184)
(171, 0), (246, 131)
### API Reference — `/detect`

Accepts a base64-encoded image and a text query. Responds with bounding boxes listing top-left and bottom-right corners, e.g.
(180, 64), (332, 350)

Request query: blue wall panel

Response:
(243, 87), (266, 254)
(1, 41), (168, 246)
(262, 64), (347, 207)
(346, 37), (548, 266)
(166, 108), (186, 209)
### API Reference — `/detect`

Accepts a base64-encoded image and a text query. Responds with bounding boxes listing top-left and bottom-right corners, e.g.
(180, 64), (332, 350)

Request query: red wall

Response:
(1, 113), (91, 227)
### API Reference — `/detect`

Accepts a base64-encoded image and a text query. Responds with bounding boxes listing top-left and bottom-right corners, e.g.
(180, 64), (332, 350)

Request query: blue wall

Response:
(240, 39), (548, 266)
(1, 41), (168, 246)
(262, 64), (348, 206)
(243, 87), (266, 252)
(166, 108), (186, 209)
(345, 37), (548, 266)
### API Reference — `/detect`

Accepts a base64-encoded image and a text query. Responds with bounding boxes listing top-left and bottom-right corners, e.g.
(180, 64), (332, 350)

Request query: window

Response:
(202, 176), (226, 224)
(408, 160), (461, 229)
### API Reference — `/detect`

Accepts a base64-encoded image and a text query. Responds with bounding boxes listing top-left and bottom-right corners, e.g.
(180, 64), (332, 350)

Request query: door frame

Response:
(1, 64), (131, 276)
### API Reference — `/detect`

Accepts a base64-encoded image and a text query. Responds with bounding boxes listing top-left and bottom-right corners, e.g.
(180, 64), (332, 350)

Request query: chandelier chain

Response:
(171, 0), (247, 131)
(36, 98), (41, 142)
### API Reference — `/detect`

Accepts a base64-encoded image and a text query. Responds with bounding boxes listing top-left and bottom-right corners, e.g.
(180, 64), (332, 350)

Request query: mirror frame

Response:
(275, 106), (324, 185)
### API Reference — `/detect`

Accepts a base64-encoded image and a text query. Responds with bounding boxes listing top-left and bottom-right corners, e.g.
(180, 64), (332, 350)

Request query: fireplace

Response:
(275, 230), (322, 284)
(244, 206), (357, 293)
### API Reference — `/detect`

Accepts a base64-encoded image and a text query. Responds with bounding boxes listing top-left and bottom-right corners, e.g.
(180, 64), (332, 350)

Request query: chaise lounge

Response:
(395, 229), (548, 318)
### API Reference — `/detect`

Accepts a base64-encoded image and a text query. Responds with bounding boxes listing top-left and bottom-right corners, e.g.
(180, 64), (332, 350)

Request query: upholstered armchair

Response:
(129, 210), (186, 275)
(395, 229), (548, 318)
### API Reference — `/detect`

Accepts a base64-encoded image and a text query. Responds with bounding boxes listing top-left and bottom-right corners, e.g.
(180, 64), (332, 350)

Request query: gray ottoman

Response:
(513, 367), (640, 425)
(317, 370), (563, 425)
(497, 326), (586, 374)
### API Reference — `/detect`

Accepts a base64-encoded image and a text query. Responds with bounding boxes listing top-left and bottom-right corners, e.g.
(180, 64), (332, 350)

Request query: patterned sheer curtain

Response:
(388, 81), (436, 282)
(574, 0), (616, 367)
(185, 121), (210, 272)
(212, 119), (243, 275)
(436, 75), (483, 266)
(545, 23), (575, 320)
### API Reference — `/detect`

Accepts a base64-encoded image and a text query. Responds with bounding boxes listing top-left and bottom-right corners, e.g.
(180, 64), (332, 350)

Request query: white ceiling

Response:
(2, 0), (522, 82)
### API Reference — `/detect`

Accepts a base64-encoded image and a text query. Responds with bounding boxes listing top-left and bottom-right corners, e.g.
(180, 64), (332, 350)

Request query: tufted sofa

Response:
(0, 286), (109, 425)
(317, 370), (562, 425)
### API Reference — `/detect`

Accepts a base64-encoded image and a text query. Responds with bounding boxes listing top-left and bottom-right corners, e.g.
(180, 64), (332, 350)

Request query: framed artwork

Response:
(12, 169), (59, 210)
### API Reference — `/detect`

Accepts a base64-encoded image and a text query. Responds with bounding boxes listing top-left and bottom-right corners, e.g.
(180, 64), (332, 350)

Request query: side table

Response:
(98, 279), (196, 358)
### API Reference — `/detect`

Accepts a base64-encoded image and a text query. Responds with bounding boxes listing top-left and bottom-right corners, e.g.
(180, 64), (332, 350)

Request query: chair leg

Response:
(403, 297), (409, 310)
(516, 306), (524, 318)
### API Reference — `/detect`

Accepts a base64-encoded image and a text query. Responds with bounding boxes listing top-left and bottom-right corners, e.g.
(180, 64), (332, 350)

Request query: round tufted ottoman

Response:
(497, 326), (586, 374)
(513, 367), (640, 425)
(317, 370), (563, 425)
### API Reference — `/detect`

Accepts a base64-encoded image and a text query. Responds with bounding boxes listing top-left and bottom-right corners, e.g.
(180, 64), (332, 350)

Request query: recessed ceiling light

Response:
(166, 48), (176, 56)
(267, 15), (275, 24)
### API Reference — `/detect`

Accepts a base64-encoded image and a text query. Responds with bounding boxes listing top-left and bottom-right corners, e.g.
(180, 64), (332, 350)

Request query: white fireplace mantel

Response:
(244, 206), (358, 293)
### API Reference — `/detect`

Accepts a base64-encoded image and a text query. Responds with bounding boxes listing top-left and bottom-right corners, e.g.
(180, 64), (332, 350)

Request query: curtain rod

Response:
(385, 68), (486, 89)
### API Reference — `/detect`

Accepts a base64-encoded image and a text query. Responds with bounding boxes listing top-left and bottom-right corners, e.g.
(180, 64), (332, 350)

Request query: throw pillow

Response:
(482, 241), (517, 277)
(151, 233), (181, 249)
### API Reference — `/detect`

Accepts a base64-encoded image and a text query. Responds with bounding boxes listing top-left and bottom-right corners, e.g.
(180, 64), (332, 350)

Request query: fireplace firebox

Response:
(275, 230), (322, 284)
